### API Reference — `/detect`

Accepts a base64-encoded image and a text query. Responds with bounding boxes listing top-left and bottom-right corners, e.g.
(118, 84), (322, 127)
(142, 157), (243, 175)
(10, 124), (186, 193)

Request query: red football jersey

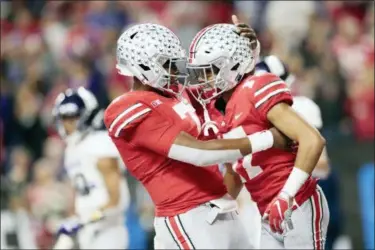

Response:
(104, 90), (227, 217)
(223, 73), (317, 215)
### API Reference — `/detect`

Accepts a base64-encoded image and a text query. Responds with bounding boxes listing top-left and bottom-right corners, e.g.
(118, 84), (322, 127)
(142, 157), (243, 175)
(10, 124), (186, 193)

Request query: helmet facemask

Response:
(187, 59), (223, 104)
(187, 57), (247, 105)
(187, 24), (257, 104)
(154, 56), (189, 97)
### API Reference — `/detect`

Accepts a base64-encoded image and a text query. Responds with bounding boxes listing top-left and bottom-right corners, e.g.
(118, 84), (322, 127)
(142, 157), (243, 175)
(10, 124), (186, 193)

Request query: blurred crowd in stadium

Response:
(0, 1), (374, 249)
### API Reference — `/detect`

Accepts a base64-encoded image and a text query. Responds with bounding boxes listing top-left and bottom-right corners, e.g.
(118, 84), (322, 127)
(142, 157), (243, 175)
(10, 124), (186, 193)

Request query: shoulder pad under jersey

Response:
(241, 73), (291, 108)
(104, 92), (154, 138)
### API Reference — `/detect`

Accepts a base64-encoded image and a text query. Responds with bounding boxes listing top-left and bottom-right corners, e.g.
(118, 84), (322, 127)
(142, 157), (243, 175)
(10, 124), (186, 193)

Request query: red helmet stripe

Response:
(188, 25), (215, 63)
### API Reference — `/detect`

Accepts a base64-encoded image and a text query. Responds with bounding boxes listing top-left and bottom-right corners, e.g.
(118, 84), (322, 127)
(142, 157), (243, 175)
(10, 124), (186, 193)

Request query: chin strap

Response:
(201, 103), (219, 137)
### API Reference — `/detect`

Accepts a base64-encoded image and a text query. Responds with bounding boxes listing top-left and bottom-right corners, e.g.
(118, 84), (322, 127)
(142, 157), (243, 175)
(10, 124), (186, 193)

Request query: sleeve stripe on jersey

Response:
(114, 108), (152, 137)
(255, 88), (290, 108)
(109, 103), (143, 132)
(254, 80), (285, 97)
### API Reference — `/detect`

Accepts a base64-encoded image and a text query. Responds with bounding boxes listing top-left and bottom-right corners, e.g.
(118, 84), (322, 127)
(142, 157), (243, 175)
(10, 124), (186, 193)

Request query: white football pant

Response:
(260, 186), (330, 249)
(237, 188), (262, 249)
(153, 198), (253, 249)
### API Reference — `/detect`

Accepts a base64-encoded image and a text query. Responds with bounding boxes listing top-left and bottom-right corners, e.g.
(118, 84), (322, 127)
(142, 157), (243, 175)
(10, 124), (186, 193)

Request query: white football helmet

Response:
(116, 23), (188, 95)
(52, 87), (104, 143)
(187, 24), (260, 103)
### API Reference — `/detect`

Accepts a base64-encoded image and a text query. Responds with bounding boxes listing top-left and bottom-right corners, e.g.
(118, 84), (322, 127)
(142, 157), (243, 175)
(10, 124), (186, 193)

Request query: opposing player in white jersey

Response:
(53, 87), (130, 249)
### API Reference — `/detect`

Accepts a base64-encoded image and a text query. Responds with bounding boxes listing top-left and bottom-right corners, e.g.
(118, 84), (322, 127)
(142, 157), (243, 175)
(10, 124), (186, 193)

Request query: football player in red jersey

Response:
(187, 24), (329, 249)
(255, 55), (331, 179)
(104, 23), (290, 249)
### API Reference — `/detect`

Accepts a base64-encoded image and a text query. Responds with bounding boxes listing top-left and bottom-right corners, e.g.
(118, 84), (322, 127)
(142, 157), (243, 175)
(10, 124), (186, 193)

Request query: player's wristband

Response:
(281, 167), (310, 197)
(247, 130), (274, 153)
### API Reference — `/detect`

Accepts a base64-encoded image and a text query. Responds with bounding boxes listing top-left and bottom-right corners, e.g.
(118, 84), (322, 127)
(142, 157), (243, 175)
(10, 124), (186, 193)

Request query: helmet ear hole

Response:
(231, 63), (240, 71)
(130, 32), (138, 39)
(139, 64), (151, 71)
(235, 74), (243, 82)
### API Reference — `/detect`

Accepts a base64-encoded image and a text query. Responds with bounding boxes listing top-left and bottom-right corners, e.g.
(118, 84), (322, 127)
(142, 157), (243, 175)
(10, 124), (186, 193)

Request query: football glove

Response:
(263, 191), (294, 234)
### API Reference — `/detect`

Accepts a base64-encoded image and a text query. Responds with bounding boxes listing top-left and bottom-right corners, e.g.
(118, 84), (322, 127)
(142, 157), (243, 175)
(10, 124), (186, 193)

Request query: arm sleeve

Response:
(250, 73), (293, 122)
(134, 112), (244, 166)
(105, 98), (244, 166)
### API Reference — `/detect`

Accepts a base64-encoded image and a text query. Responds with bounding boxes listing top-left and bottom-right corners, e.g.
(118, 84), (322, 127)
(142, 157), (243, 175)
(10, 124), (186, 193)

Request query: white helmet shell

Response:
(116, 23), (187, 93)
(188, 24), (260, 102)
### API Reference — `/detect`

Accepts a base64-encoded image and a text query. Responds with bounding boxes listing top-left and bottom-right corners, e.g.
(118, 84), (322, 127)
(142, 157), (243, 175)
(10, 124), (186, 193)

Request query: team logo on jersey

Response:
(243, 80), (254, 89)
(151, 99), (162, 108)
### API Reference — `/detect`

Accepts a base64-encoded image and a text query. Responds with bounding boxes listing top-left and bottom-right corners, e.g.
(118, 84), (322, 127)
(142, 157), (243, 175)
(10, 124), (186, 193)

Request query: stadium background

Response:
(0, 1), (373, 249)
